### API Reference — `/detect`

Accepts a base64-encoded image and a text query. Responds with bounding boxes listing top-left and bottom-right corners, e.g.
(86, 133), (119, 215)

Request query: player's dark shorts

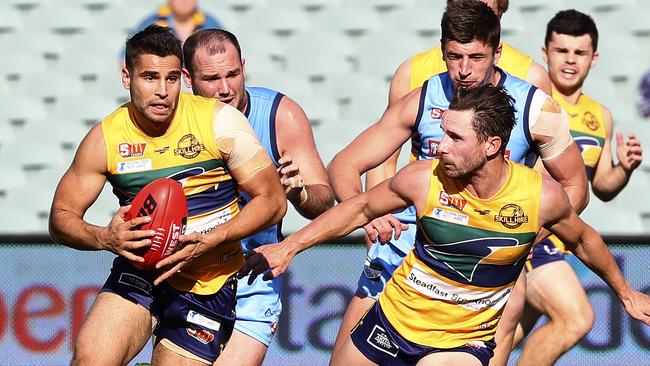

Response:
(525, 238), (565, 272)
(350, 301), (495, 366)
(101, 256), (237, 363)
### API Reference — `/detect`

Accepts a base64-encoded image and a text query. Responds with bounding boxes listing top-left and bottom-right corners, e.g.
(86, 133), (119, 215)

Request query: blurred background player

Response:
(48, 25), (286, 365)
(513, 10), (643, 366)
(182, 29), (335, 366)
(130, 0), (222, 43)
(119, 0), (223, 63)
(241, 85), (650, 366)
(636, 68), (650, 120)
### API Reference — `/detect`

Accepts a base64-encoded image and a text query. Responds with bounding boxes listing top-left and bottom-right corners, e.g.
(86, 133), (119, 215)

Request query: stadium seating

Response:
(2, 0), (650, 235)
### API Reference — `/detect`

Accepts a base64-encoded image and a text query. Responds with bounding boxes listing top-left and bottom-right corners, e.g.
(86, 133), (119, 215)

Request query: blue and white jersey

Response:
(389, 68), (543, 254)
(240, 86), (285, 253)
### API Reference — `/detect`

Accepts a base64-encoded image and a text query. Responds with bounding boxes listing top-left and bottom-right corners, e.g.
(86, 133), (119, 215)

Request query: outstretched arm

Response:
(327, 86), (421, 202)
(364, 57), (414, 191)
(275, 95), (334, 219)
(542, 176), (650, 324)
(49, 124), (154, 261)
(240, 159), (432, 282)
(591, 107), (643, 201)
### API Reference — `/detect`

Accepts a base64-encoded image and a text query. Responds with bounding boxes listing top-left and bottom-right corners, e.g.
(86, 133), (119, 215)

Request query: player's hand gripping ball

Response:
(125, 178), (188, 270)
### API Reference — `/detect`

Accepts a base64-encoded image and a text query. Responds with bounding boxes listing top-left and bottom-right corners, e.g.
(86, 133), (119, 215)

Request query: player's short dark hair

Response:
(183, 29), (242, 75)
(446, 0), (509, 16)
(125, 24), (182, 71)
(545, 9), (599, 52)
(449, 84), (516, 155)
(441, 0), (501, 52)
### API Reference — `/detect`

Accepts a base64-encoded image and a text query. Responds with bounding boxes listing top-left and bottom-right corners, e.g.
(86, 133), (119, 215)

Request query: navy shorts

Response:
(350, 301), (495, 366)
(101, 257), (237, 363)
(526, 238), (565, 272)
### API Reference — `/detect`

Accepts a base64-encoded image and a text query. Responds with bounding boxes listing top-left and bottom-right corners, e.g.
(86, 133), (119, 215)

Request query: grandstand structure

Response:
(1, 0), (650, 235)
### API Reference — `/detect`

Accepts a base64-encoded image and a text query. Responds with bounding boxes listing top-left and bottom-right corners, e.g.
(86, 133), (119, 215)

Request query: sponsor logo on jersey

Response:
(494, 204), (528, 229)
(432, 208), (469, 226)
(583, 111), (600, 131)
(438, 191), (467, 211)
(265, 308), (274, 317)
(117, 159), (152, 173)
(118, 142), (146, 158)
(367, 325), (399, 357)
(430, 107), (446, 120)
(187, 310), (221, 331)
(118, 273), (151, 293)
(186, 325), (215, 344)
(427, 140), (441, 157)
(154, 146), (170, 154)
(174, 134), (205, 159)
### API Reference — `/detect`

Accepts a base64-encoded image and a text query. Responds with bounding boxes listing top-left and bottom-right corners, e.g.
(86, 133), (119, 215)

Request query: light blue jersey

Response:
(236, 86), (285, 346)
(359, 68), (541, 298)
(239, 86), (284, 253)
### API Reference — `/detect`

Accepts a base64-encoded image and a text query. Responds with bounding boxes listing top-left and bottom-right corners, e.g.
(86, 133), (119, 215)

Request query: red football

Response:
(125, 178), (188, 270)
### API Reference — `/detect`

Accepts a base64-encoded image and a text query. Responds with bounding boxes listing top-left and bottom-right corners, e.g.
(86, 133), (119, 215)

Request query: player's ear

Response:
(440, 40), (447, 61)
(485, 136), (502, 158)
(590, 50), (599, 70)
(121, 66), (131, 90)
(182, 68), (193, 89)
(541, 46), (548, 64)
(493, 42), (502, 66)
(241, 57), (247, 79)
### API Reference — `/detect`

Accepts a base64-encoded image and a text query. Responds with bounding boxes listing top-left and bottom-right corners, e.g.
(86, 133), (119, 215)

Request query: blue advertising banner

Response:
(0, 244), (648, 365)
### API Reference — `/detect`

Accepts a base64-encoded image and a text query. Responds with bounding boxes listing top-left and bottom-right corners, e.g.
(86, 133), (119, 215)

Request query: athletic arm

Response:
(328, 85), (421, 202)
(591, 107), (643, 201)
(542, 176), (650, 324)
(532, 96), (589, 212)
(240, 160), (432, 281)
(275, 95), (334, 219)
(525, 61), (552, 95)
(49, 124), (153, 260)
(365, 57), (413, 190)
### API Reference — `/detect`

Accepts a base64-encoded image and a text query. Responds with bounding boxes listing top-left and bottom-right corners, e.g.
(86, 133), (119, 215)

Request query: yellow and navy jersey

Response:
(102, 92), (243, 295)
(545, 92), (607, 253)
(409, 42), (534, 91)
(379, 159), (542, 348)
(553, 91), (607, 181)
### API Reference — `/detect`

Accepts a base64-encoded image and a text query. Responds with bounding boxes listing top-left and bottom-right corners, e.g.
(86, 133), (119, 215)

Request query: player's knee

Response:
(561, 304), (595, 340)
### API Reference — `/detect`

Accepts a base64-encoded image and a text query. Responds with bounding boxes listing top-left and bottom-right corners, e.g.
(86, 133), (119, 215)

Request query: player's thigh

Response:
(73, 291), (152, 365)
(418, 351), (483, 366)
(329, 337), (378, 366)
(152, 341), (212, 366)
(526, 260), (591, 320)
(495, 269), (527, 337)
(334, 294), (377, 351)
(213, 329), (267, 366)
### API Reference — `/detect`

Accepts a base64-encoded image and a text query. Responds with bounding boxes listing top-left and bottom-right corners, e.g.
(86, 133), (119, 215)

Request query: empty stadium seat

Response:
(0, 4), (24, 33)
(2, 0), (650, 238)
